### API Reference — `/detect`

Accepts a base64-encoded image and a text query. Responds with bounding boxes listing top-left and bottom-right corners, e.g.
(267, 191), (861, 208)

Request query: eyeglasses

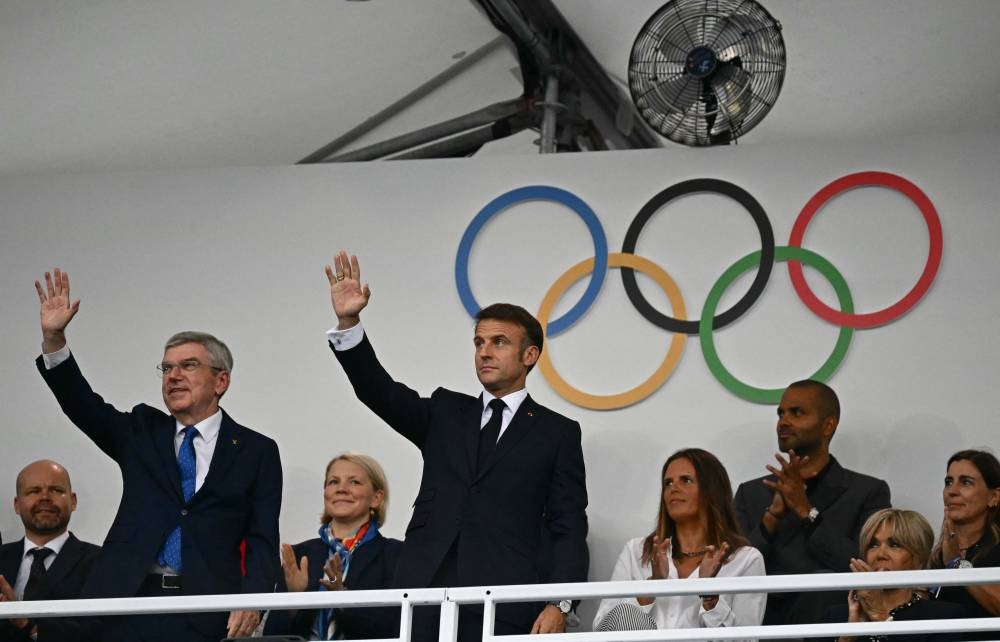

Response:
(155, 359), (223, 378)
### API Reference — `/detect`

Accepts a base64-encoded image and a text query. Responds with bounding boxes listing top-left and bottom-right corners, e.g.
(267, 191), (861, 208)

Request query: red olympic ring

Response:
(787, 171), (943, 329)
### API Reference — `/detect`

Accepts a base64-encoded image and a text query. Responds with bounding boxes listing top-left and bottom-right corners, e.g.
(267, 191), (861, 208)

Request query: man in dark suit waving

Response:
(0, 460), (100, 641)
(32, 268), (282, 642)
(325, 251), (588, 641)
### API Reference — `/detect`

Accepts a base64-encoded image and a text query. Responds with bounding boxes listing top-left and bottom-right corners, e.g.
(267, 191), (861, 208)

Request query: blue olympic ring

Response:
(454, 185), (608, 337)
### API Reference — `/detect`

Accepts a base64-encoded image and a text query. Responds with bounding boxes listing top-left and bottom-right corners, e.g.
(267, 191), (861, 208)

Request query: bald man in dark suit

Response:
(0, 460), (100, 642)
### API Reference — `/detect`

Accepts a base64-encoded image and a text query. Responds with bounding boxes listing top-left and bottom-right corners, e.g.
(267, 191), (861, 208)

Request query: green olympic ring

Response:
(700, 246), (855, 403)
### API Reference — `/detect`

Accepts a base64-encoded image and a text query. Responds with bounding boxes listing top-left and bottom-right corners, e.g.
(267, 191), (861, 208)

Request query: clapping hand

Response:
(319, 554), (345, 591)
(764, 449), (817, 520)
(846, 558), (890, 622)
(650, 534), (671, 580)
(280, 543), (309, 593)
(698, 542), (730, 579)
(0, 575), (30, 631)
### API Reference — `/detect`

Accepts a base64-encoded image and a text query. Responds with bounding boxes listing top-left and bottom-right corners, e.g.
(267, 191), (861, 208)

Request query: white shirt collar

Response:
(481, 388), (529, 416)
(175, 408), (223, 443)
(22, 529), (71, 559)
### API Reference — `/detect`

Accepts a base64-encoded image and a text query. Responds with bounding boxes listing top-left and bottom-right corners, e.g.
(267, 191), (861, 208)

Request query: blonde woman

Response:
(266, 452), (401, 640)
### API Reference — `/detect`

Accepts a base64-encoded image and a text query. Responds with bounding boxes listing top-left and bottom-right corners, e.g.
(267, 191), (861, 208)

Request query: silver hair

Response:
(164, 331), (233, 372)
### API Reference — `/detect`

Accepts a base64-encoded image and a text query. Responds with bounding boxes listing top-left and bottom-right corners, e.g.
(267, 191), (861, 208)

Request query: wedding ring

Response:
(336, 273), (345, 281)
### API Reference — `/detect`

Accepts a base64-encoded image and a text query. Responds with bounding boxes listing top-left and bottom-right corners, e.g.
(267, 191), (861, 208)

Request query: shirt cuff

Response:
(41, 345), (71, 369)
(327, 322), (363, 351)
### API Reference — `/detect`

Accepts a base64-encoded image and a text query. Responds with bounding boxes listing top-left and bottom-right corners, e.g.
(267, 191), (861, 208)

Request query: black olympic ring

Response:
(620, 178), (775, 335)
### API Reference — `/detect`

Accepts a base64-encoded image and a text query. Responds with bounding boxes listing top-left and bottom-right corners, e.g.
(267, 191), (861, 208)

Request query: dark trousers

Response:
(411, 540), (534, 642)
(100, 577), (223, 642)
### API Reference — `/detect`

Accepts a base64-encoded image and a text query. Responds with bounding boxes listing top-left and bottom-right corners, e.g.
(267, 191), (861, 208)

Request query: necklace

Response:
(866, 592), (923, 642)
(672, 547), (707, 558)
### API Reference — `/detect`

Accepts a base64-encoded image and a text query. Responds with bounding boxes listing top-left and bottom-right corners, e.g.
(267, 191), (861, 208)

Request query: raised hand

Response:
(848, 557), (874, 573)
(35, 268), (80, 353)
(325, 250), (371, 329)
(319, 554), (345, 591)
(281, 543), (309, 593)
(939, 517), (960, 563)
(764, 449), (816, 520)
(698, 542), (730, 579)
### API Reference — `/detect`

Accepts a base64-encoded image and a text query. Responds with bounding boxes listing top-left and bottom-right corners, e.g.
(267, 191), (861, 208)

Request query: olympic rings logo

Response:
(454, 172), (943, 409)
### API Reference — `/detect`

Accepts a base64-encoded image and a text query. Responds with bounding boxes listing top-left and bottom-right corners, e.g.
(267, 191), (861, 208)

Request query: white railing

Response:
(1, 568), (999, 641)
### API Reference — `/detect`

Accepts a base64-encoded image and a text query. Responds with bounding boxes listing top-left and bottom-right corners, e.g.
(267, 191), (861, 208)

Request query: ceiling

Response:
(2, 0), (998, 176)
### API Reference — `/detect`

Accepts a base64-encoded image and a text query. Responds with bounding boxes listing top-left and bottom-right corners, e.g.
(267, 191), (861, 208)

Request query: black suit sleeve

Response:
(330, 335), (434, 449)
(542, 419), (589, 584)
(734, 480), (774, 557)
(36, 354), (130, 461)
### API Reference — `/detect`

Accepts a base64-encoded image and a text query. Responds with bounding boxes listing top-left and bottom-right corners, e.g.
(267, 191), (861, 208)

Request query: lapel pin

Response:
(526, 411), (533, 417)
(232, 439), (239, 446)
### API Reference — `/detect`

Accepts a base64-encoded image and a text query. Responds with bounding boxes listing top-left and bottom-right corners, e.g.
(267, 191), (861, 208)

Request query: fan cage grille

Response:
(629, 0), (786, 146)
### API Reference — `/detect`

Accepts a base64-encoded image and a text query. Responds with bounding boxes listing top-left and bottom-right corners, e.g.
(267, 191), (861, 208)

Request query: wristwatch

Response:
(549, 599), (573, 615)
(805, 507), (820, 523)
(958, 559), (974, 569)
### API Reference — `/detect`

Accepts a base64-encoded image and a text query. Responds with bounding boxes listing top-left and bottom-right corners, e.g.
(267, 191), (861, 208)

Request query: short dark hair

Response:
(786, 379), (840, 420)
(475, 303), (543, 372)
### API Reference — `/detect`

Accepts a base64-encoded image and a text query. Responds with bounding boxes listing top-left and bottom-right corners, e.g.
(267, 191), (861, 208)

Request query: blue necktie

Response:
(158, 426), (198, 572)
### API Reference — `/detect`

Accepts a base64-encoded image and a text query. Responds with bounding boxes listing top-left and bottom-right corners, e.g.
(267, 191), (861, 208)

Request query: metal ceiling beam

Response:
(298, 36), (507, 164)
(482, 0), (661, 150)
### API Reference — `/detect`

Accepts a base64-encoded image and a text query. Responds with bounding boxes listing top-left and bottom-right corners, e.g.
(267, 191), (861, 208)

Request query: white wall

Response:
(1, 134), (996, 627)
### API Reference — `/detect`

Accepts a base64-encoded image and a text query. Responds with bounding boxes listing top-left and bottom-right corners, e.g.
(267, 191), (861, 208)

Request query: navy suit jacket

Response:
(331, 334), (589, 630)
(0, 533), (101, 642)
(36, 354), (282, 637)
(734, 455), (891, 627)
(264, 534), (402, 639)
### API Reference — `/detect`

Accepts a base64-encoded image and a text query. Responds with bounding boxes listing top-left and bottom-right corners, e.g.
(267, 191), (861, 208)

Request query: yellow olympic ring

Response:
(537, 252), (687, 410)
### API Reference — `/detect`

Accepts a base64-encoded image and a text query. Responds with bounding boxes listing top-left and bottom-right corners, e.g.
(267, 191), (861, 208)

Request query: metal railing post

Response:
(438, 595), (459, 642)
(399, 595), (414, 642)
(482, 596), (496, 642)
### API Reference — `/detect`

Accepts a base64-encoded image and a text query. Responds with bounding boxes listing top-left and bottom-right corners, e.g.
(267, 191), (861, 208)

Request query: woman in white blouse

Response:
(594, 448), (766, 638)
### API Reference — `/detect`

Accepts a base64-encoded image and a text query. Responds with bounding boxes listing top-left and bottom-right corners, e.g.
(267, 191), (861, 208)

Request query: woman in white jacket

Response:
(594, 448), (766, 639)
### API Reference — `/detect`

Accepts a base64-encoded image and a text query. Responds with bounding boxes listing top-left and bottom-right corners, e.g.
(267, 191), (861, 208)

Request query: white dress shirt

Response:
(13, 530), (71, 600)
(593, 537), (767, 640)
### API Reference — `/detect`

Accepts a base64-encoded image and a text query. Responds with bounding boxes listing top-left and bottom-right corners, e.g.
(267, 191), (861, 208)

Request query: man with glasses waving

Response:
(32, 268), (282, 642)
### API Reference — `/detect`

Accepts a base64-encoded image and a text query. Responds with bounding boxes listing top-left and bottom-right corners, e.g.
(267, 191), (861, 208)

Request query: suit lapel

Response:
(40, 533), (82, 591)
(198, 409), (242, 497)
(807, 456), (849, 513)
(152, 416), (184, 503)
(464, 395), (485, 478)
(346, 535), (382, 587)
(476, 395), (536, 479)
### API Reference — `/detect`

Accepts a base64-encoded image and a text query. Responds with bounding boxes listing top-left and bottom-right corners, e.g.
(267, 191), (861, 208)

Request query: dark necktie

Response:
(158, 426), (199, 571)
(23, 547), (53, 601)
(477, 398), (507, 472)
